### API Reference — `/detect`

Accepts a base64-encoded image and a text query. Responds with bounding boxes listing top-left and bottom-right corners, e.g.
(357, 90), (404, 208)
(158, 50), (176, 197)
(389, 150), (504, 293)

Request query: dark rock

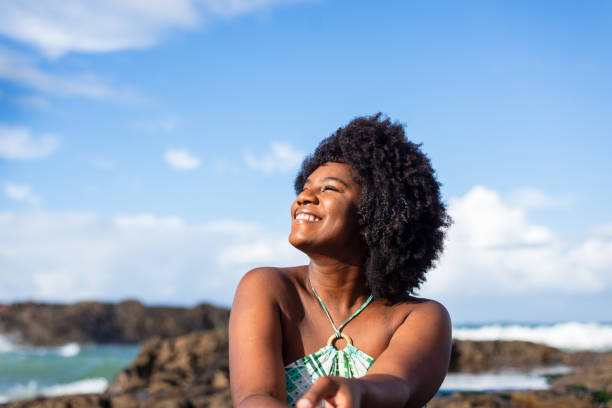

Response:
(429, 389), (612, 408)
(0, 392), (232, 408)
(106, 329), (229, 398)
(0, 301), (229, 346)
(450, 340), (566, 373)
(551, 351), (612, 394)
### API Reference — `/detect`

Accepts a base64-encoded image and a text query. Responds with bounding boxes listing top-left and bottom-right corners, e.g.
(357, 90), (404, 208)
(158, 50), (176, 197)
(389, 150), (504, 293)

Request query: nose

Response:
(297, 188), (318, 205)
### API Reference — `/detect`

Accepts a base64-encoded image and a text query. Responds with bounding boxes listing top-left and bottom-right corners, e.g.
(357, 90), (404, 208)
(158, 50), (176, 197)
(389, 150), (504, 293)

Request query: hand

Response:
(296, 376), (364, 408)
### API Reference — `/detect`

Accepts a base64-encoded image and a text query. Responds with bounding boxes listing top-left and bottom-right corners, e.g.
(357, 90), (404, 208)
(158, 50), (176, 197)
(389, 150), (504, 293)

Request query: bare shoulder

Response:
(386, 297), (451, 337)
(408, 298), (450, 322)
(234, 265), (306, 303)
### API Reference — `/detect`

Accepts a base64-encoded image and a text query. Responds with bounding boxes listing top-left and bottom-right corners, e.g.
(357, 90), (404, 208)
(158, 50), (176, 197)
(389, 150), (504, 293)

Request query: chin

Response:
(288, 231), (319, 254)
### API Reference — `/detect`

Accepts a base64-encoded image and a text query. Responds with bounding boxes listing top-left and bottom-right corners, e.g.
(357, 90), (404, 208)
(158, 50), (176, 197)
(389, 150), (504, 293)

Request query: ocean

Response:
(0, 340), (139, 403)
(1, 321), (611, 403)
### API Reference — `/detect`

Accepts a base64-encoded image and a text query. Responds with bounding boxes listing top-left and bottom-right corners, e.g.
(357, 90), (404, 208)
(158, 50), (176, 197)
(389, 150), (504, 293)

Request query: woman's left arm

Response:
(297, 300), (452, 408)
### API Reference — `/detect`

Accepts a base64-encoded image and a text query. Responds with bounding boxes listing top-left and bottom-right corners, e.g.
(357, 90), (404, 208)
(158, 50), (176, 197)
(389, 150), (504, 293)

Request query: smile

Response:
(294, 212), (322, 223)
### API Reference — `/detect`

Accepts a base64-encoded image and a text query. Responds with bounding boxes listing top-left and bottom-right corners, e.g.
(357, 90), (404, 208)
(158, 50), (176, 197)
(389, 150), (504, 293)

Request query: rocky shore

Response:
(1, 302), (611, 407)
(0, 300), (229, 346)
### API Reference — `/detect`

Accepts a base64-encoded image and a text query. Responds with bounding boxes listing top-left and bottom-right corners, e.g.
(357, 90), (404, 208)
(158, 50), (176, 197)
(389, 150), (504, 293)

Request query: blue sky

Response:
(1, 0), (611, 323)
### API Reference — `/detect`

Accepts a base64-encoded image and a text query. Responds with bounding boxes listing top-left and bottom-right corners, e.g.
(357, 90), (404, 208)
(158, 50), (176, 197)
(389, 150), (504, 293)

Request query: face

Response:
(289, 162), (364, 258)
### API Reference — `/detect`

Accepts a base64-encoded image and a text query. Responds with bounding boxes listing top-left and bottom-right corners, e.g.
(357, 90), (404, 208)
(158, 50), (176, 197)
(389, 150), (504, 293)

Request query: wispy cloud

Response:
(0, 125), (59, 160)
(423, 186), (611, 297)
(0, 1), (199, 59)
(164, 148), (201, 171)
(3, 182), (41, 205)
(0, 212), (305, 304)
(244, 142), (305, 174)
(0, 1), (310, 103)
(0, 46), (141, 101)
(200, 0), (315, 16)
(0, 0), (311, 59)
(509, 187), (573, 209)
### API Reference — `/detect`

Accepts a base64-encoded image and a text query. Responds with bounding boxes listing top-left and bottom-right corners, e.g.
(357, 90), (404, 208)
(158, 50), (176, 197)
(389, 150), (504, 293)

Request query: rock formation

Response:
(0, 300), (229, 346)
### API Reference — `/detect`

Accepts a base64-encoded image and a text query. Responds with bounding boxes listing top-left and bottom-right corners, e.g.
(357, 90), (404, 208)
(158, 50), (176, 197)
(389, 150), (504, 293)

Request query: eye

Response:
(322, 185), (339, 192)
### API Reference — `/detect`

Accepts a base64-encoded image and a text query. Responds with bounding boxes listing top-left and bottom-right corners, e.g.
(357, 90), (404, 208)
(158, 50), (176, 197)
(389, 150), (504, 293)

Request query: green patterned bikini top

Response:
(285, 280), (375, 407)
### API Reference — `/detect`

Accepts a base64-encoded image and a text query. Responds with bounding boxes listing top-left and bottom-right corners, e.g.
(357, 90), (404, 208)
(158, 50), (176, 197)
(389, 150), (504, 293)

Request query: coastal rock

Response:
(1, 391), (232, 408)
(439, 340), (612, 407)
(449, 340), (566, 372)
(551, 351), (612, 393)
(106, 329), (230, 398)
(0, 300), (229, 346)
(101, 328), (232, 408)
(429, 389), (612, 408)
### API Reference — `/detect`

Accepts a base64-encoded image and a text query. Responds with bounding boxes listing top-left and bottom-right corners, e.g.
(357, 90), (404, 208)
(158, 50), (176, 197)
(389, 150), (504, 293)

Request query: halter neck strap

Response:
(308, 278), (374, 339)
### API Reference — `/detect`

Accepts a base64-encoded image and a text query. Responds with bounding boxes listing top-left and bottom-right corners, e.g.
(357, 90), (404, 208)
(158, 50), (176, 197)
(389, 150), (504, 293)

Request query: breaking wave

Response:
(0, 378), (108, 403)
(453, 321), (612, 350)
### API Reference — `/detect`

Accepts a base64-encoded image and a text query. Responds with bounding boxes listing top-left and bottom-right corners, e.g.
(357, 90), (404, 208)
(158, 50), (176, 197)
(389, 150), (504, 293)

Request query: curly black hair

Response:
(294, 113), (450, 300)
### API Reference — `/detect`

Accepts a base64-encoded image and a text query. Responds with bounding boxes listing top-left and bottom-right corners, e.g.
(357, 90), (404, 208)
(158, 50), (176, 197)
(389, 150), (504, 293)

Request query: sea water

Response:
(1, 322), (611, 402)
(0, 340), (139, 403)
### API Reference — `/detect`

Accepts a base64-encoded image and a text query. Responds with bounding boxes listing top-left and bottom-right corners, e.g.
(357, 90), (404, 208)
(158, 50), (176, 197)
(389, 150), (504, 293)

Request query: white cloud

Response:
(0, 211), (306, 305)
(509, 187), (572, 209)
(422, 186), (612, 297)
(4, 182), (41, 205)
(114, 214), (184, 229)
(0, 125), (59, 159)
(244, 142), (305, 174)
(0, 0), (311, 59)
(0, 1), (199, 59)
(1, 187), (610, 317)
(0, 1), (311, 102)
(0, 46), (140, 101)
(164, 148), (201, 171)
(200, 0), (315, 16)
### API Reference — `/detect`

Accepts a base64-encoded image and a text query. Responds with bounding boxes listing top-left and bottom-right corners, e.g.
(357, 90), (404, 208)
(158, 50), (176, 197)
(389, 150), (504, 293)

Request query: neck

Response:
(306, 256), (370, 311)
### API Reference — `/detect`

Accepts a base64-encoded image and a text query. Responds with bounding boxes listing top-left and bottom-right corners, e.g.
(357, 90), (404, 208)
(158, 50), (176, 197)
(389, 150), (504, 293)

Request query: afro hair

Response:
(294, 113), (451, 300)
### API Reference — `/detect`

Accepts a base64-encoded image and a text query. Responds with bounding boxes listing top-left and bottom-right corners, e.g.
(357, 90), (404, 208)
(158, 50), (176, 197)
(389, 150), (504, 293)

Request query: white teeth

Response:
(295, 212), (320, 222)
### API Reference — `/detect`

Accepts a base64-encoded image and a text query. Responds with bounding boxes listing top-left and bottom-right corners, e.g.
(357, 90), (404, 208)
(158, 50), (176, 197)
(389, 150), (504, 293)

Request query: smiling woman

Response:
(229, 114), (452, 408)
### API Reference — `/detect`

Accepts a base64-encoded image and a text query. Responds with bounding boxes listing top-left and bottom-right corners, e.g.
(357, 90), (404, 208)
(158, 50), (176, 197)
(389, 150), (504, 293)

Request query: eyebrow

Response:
(304, 176), (349, 187)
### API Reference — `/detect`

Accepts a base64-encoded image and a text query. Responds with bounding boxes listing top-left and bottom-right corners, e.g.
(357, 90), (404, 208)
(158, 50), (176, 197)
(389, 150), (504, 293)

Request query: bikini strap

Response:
(308, 278), (374, 339)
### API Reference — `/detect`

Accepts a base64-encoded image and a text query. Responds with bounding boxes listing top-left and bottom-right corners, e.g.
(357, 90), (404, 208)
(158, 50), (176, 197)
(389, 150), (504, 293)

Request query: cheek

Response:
(330, 206), (360, 232)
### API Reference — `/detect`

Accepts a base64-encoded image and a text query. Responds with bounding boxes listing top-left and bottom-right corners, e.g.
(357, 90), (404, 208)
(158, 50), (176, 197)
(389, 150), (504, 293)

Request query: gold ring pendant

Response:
(327, 332), (353, 349)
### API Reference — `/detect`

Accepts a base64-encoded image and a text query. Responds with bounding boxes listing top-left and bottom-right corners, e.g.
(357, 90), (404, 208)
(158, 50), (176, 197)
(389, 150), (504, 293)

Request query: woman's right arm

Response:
(229, 267), (288, 408)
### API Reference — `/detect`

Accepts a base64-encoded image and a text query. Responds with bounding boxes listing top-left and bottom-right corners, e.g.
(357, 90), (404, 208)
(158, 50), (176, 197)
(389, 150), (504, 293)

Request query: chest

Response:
(280, 302), (404, 366)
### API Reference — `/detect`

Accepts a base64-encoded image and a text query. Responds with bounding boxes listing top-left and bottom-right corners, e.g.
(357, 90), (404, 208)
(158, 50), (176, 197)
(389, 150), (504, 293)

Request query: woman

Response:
(229, 114), (452, 408)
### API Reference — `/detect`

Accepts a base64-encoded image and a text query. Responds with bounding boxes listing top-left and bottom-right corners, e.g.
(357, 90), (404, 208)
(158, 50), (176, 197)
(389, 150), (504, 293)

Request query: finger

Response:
(297, 377), (339, 408)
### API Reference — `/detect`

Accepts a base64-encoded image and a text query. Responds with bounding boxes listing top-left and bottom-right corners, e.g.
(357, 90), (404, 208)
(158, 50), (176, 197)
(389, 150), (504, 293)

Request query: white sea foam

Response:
(0, 380), (39, 402)
(453, 322), (612, 351)
(0, 378), (108, 402)
(0, 334), (15, 352)
(58, 342), (80, 357)
(41, 377), (108, 396)
(441, 371), (550, 391)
